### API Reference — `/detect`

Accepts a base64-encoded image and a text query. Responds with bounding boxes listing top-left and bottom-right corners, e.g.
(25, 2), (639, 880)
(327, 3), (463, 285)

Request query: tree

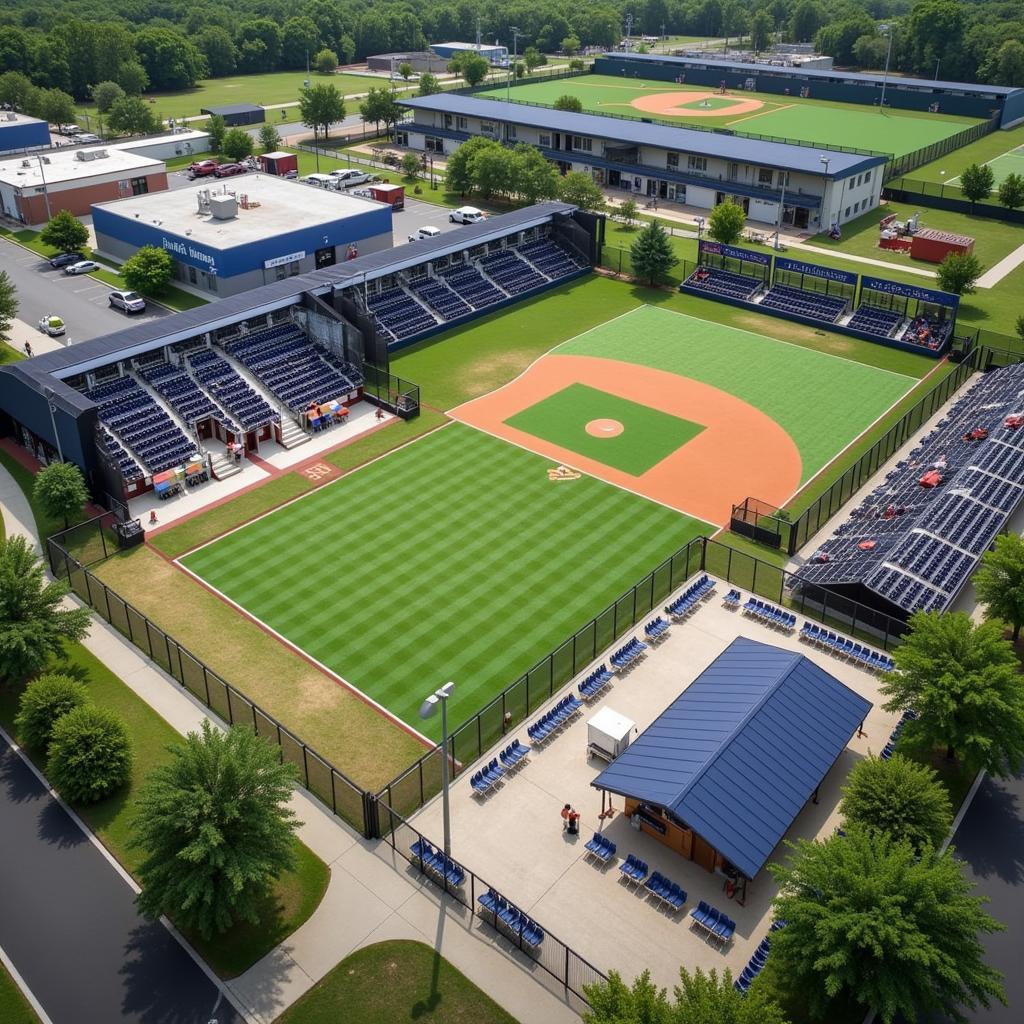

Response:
(39, 210), (88, 257)
(359, 87), (400, 135)
(985, 40), (1024, 87)
(975, 533), (1024, 641)
(398, 61), (413, 81)
(280, 16), (321, 71)
(708, 199), (746, 244)
(562, 35), (581, 56)
(15, 674), (90, 752)
(117, 62), (149, 97)
(106, 96), (160, 137)
(960, 162), (995, 209)
(853, 34), (889, 69)
(630, 220), (679, 285)
(0, 70), (38, 112)
(221, 127), (254, 162)
(997, 172), (1024, 211)
(122, 246), (174, 296)
(36, 89), (77, 131)
(882, 611), (1024, 775)
(840, 754), (953, 853)
(510, 144), (560, 203)
(0, 535), (90, 684)
(314, 48), (338, 74)
(750, 11), (773, 53)
(236, 20), (282, 74)
(619, 198), (639, 227)
(936, 251), (983, 295)
(558, 170), (605, 211)
(569, 58), (586, 72)
(400, 152), (421, 180)
(204, 114), (226, 153)
(47, 706), (132, 804)
(417, 72), (441, 96)
(523, 47), (546, 73)
(554, 94), (584, 112)
(1017, 312), (1024, 345)
(788, 1), (823, 43)
(472, 144), (515, 199)
(769, 830), (1004, 1024)
(133, 27), (207, 92)
(445, 137), (499, 196)
(131, 721), (299, 938)
(33, 461), (89, 530)
(257, 124), (281, 153)
(0, 269), (17, 342)
(195, 26), (237, 77)
(448, 52), (490, 87)
(90, 80), (124, 115)
(299, 83), (345, 147)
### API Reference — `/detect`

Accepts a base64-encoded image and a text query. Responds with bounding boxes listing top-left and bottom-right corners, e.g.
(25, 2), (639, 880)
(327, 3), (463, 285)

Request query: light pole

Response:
(44, 387), (64, 462)
(419, 682), (456, 856)
(820, 155), (831, 231)
(35, 155), (52, 221)
(773, 173), (788, 250)
(506, 27), (523, 104)
(879, 25), (894, 111)
(695, 216), (704, 245)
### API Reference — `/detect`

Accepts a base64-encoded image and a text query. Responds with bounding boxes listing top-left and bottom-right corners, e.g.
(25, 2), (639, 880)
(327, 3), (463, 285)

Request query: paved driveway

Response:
(0, 738), (241, 1024)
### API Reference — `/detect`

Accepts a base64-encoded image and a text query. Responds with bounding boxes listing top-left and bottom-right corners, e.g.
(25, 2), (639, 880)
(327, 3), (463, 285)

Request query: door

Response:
(658, 180), (668, 199)
(795, 206), (809, 229)
(692, 834), (717, 872)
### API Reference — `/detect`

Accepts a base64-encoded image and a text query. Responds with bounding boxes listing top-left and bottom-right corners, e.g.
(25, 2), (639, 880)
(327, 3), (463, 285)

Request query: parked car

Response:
(48, 251), (84, 268)
(37, 314), (65, 336)
(302, 173), (340, 189)
(188, 159), (219, 179)
(56, 124), (81, 136)
(408, 226), (442, 243)
(214, 162), (247, 178)
(450, 206), (486, 224)
(63, 259), (100, 275)
(329, 168), (372, 188)
(76, 133), (101, 144)
(108, 289), (147, 314)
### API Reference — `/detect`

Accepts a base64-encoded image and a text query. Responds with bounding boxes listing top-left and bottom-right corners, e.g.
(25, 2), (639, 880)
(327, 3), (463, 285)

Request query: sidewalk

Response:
(0, 461), (582, 1024)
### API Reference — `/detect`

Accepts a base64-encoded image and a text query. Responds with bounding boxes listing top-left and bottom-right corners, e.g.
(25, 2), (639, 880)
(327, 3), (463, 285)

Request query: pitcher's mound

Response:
(586, 418), (625, 438)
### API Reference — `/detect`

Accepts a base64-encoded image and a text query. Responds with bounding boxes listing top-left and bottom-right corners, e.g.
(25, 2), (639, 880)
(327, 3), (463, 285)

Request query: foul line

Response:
(726, 102), (793, 127)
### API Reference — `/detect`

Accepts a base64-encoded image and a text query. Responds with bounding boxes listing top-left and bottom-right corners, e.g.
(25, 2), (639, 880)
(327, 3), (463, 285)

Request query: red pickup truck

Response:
(188, 159), (219, 179)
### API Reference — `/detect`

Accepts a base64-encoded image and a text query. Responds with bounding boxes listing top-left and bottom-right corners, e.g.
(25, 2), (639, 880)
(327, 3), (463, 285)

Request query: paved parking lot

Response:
(393, 197), (465, 247)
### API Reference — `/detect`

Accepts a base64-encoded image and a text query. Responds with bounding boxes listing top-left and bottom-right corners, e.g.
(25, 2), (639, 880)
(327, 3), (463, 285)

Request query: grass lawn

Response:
(1, 341), (25, 364)
(910, 123), (1024, 185)
(181, 423), (704, 739)
(0, 964), (39, 1024)
(278, 940), (519, 1024)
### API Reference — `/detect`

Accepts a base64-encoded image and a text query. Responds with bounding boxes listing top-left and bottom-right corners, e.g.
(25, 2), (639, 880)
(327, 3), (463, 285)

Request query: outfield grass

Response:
(181, 424), (704, 739)
(0, 964), (39, 1024)
(278, 940), (519, 1024)
(910, 122), (1024, 185)
(476, 74), (978, 156)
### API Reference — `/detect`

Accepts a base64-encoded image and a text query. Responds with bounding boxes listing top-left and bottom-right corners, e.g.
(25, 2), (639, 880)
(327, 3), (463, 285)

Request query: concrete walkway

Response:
(976, 239), (1024, 288)
(0, 461), (582, 1024)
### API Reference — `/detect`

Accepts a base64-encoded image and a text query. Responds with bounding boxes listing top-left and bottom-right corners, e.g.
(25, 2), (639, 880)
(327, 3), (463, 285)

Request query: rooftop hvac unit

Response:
(75, 148), (108, 162)
(208, 193), (237, 220)
(4, 112), (16, 122)
(21, 159), (30, 168)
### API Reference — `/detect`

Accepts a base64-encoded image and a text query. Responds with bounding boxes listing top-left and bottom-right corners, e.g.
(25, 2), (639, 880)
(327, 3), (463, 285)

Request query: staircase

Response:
(210, 452), (242, 480)
(278, 418), (311, 450)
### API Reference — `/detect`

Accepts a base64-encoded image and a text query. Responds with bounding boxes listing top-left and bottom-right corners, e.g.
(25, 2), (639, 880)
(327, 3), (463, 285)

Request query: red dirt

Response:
(630, 90), (765, 118)
(451, 354), (802, 526)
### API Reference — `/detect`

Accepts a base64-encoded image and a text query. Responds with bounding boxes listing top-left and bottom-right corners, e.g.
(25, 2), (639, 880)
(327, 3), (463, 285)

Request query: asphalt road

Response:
(0, 738), (241, 1024)
(0, 236), (173, 344)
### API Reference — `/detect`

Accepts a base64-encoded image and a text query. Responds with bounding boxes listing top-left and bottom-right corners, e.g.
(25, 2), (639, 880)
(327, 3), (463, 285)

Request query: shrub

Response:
(14, 673), (90, 752)
(47, 706), (133, 804)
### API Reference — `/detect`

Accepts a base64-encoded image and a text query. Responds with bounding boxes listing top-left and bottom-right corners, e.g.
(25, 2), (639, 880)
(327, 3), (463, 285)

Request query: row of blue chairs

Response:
(881, 709), (917, 760)
(722, 588), (742, 608)
(799, 622), (895, 672)
(644, 616), (670, 642)
(468, 758), (508, 795)
(579, 664), (613, 700)
(477, 890), (545, 948)
(618, 854), (648, 887)
(499, 739), (530, 771)
(611, 637), (647, 672)
(410, 839), (465, 887)
(665, 574), (716, 618)
(690, 901), (736, 946)
(527, 694), (582, 744)
(584, 832), (617, 865)
(734, 935), (772, 993)
(643, 871), (687, 912)
(742, 598), (797, 631)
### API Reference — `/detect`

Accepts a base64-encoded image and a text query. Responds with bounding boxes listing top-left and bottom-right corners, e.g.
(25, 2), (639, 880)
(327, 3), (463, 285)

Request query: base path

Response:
(630, 90), (765, 118)
(451, 353), (802, 525)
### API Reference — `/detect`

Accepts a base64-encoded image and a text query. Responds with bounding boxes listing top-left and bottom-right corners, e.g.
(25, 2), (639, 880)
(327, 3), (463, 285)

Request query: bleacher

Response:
(98, 428), (143, 482)
(86, 376), (198, 476)
(365, 286), (437, 342)
(139, 362), (238, 436)
(684, 267), (763, 300)
(796, 361), (1024, 616)
(407, 274), (473, 321)
(898, 316), (954, 352)
(187, 350), (279, 431)
(516, 238), (586, 281)
(760, 284), (847, 323)
(224, 325), (358, 413)
(847, 303), (903, 338)
(439, 263), (507, 310)
(477, 248), (547, 295)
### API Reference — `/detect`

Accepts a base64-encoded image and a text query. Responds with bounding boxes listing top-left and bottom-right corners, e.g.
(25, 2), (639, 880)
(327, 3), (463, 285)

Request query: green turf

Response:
(948, 144), (1024, 189)
(556, 306), (915, 483)
(181, 424), (705, 738)
(476, 74), (979, 157)
(909, 123), (1024, 185)
(0, 963), (38, 1024)
(505, 383), (705, 474)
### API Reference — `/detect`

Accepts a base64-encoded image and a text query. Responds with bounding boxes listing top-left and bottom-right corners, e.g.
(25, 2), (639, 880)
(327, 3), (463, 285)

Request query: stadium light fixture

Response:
(419, 681), (456, 855)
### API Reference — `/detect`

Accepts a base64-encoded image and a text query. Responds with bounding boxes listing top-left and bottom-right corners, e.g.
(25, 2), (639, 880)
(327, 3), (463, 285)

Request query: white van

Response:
(303, 173), (339, 190)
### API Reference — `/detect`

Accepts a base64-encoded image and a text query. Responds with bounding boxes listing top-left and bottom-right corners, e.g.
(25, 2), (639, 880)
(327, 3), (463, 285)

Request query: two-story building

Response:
(398, 95), (888, 231)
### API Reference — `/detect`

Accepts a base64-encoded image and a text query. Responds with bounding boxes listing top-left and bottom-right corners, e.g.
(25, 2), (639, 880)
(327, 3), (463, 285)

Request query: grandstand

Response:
(796, 362), (1024, 618)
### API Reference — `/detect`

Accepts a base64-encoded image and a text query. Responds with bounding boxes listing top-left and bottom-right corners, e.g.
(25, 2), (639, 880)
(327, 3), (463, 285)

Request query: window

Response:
(289, 261), (301, 276)
(666, 152), (679, 169)
(864, 169), (872, 183)
(480, 121), (496, 134)
(188, 266), (197, 284)
(395, 131), (408, 147)
(425, 136), (444, 153)
(539, 133), (551, 148)
(507, 124), (516, 139)
(315, 246), (335, 269)
(443, 114), (452, 129)
(854, 201), (860, 213)
(757, 168), (773, 185)
(130, 176), (149, 196)
(456, 116), (468, 130)
(687, 155), (707, 171)
(571, 135), (592, 152)
(845, 206), (851, 218)
(778, 171), (790, 187)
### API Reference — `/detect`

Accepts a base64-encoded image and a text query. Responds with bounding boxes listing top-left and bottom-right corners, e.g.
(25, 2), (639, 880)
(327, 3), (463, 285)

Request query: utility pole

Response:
(506, 27), (522, 103)
(879, 25), (894, 111)
(36, 155), (52, 221)
(625, 12), (633, 50)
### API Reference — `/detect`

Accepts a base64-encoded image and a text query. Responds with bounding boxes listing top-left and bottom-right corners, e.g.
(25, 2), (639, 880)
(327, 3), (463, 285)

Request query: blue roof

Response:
(400, 94), (888, 176)
(591, 637), (872, 878)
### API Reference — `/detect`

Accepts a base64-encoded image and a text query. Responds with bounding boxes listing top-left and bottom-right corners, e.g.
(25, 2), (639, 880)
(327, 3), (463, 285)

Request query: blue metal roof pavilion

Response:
(591, 637), (872, 878)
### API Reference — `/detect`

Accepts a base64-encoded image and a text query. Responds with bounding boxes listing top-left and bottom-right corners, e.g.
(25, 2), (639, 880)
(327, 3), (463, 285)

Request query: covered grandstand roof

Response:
(401, 94), (889, 176)
(591, 637), (871, 878)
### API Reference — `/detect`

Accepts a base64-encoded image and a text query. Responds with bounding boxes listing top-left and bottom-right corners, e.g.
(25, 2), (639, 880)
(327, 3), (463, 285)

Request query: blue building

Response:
(430, 41), (508, 65)
(92, 176), (394, 297)
(0, 111), (51, 153)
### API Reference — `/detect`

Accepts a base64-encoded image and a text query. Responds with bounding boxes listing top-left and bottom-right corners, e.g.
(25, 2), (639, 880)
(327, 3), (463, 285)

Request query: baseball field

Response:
(476, 74), (980, 157)
(178, 306), (915, 741)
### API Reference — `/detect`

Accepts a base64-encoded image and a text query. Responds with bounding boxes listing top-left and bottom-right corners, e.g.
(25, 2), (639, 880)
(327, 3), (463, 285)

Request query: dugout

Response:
(858, 277), (959, 354)
(694, 240), (771, 283)
(771, 256), (857, 307)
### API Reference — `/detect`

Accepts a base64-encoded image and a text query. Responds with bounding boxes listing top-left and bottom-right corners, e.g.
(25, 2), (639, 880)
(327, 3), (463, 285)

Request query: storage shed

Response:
(909, 228), (975, 264)
(201, 103), (265, 127)
(591, 637), (872, 879)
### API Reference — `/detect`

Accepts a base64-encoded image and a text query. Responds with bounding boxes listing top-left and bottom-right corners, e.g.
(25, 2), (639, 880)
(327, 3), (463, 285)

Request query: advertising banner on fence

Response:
(774, 256), (857, 286)
(698, 240), (771, 266)
(860, 276), (960, 309)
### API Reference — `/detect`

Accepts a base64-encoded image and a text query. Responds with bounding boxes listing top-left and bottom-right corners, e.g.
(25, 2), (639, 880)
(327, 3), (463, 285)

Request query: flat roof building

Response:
(201, 103), (265, 127)
(0, 145), (167, 225)
(367, 52), (450, 74)
(92, 175), (394, 298)
(0, 110), (51, 153)
(431, 41), (508, 64)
